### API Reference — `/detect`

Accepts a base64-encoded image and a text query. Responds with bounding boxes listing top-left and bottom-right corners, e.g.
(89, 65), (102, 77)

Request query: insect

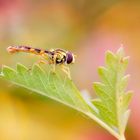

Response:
(7, 46), (75, 78)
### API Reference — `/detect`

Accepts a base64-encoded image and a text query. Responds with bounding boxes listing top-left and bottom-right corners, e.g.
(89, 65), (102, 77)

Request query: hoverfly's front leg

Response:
(60, 65), (71, 79)
(51, 63), (56, 73)
(50, 53), (57, 74)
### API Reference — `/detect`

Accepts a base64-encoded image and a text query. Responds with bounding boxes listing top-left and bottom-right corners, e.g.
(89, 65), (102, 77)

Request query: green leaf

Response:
(92, 47), (132, 139)
(0, 48), (132, 140)
(2, 63), (90, 112)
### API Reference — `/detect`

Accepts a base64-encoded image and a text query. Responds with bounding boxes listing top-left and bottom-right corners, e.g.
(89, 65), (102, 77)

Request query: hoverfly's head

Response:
(66, 52), (75, 64)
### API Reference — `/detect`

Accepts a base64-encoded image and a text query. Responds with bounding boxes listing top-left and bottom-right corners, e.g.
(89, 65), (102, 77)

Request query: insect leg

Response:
(27, 59), (47, 72)
(35, 55), (50, 65)
(49, 53), (57, 74)
(60, 65), (71, 79)
(52, 64), (56, 73)
(36, 59), (47, 65)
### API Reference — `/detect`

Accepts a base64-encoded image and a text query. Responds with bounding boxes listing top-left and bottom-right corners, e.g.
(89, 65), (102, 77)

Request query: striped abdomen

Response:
(7, 46), (75, 65)
(7, 46), (49, 55)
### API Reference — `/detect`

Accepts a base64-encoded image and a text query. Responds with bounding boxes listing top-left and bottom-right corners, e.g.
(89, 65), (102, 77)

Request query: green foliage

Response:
(92, 48), (132, 139)
(1, 64), (90, 113)
(0, 48), (132, 140)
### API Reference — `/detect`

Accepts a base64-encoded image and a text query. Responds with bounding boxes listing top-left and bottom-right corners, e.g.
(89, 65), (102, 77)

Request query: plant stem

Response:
(119, 135), (125, 140)
(86, 112), (120, 139)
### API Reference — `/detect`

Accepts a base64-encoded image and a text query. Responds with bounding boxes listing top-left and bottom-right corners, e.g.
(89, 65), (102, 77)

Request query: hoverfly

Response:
(7, 46), (75, 78)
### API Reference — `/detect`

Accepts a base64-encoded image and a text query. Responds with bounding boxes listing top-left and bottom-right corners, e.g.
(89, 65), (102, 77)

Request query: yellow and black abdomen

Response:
(7, 46), (45, 55)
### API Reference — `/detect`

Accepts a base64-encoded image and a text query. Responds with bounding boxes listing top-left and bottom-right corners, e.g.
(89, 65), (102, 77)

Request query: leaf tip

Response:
(117, 47), (124, 54)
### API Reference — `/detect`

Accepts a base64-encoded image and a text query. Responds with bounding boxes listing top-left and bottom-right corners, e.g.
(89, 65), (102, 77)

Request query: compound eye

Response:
(66, 52), (73, 64)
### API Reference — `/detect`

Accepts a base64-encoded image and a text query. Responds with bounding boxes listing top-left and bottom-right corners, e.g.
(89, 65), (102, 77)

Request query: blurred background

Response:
(0, 0), (139, 139)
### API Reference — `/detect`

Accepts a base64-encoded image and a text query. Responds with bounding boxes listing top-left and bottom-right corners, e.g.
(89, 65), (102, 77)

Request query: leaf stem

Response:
(86, 112), (120, 139)
(119, 135), (125, 140)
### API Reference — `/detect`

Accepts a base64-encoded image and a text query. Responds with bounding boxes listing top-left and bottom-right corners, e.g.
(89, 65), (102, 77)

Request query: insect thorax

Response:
(44, 49), (74, 65)
(54, 50), (66, 64)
